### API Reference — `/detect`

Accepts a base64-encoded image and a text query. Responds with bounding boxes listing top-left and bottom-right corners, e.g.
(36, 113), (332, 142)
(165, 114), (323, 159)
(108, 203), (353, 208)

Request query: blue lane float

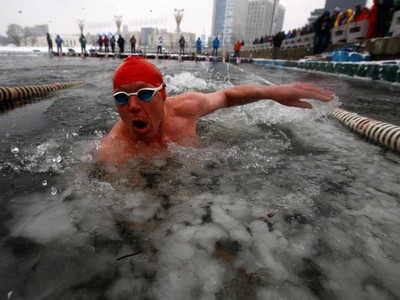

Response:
(331, 108), (400, 153)
(253, 59), (400, 83)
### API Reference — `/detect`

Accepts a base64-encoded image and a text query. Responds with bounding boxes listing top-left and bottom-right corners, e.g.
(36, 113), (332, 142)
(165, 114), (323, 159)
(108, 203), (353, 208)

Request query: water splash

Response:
(165, 72), (231, 94)
(10, 146), (19, 155)
(51, 186), (57, 195)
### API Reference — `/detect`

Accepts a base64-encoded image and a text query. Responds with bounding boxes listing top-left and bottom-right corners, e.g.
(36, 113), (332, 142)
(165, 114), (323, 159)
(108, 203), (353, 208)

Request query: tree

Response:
(6, 24), (23, 46)
(22, 27), (31, 46)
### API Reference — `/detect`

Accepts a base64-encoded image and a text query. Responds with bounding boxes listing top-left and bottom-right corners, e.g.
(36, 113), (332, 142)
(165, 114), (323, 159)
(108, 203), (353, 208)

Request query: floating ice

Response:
(51, 186), (57, 195)
(10, 146), (19, 154)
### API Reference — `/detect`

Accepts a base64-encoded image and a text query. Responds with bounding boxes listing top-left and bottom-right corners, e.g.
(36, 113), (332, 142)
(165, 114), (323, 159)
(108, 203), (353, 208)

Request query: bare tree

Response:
(30, 35), (38, 46)
(22, 27), (31, 46)
(6, 24), (23, 46)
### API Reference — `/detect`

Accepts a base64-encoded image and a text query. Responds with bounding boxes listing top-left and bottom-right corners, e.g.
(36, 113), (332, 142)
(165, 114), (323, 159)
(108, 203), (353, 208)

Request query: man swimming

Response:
(97, 57), (334, 164)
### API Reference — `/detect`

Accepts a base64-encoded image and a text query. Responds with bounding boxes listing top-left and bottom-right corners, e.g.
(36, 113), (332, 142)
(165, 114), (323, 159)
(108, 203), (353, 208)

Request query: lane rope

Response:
(230, 63), (400, 152)
(331, 108), (400, 152)
(0, 81), (85, 101)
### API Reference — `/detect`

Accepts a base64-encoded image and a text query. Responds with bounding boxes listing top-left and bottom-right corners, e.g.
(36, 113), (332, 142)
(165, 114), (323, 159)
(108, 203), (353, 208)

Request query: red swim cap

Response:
(113, 56), (166, 99)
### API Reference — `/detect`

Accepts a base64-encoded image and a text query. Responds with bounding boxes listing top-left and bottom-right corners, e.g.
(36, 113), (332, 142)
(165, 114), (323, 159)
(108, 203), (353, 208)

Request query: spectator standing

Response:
(233, 40), (242, 57)
(395, 0), (400, 10)
(130, 35), (136, 53)
(353, 5), (362, 20)
(179, 36), (185, 54)
(117, 35), (125, 54)
(196, 37), (202, 54)
(355, 7), (370, 22)
(313, 11), (332, 54)
(97, 35), (103, 51)
(212, 36), (220, 56)
(79, 34), (87, 55)
(341, 9), (354, 25)
(55, 34), (63, 54)
(104, 35), (109, 52)
(331, 7), (341, 26)
(376, 0), (394, 37)
(46, 33), (53, 52)
(110, 36), (116, 53)
(273, 31), (285, 48)
(366, 0), (379, 38)
(157, 36), (163, 54)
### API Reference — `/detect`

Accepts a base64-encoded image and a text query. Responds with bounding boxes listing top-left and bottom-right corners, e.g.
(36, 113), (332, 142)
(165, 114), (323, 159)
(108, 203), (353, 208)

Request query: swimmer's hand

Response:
(270, 82), (334, 109)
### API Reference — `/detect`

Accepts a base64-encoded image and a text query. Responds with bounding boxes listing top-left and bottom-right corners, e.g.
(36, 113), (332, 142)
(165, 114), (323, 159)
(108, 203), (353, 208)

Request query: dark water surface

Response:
(0, 55), (399, 300)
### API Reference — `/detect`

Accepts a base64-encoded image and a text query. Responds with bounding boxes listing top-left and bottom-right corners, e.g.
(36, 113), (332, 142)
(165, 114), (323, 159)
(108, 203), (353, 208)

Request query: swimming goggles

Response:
(113, 83), (166, 105)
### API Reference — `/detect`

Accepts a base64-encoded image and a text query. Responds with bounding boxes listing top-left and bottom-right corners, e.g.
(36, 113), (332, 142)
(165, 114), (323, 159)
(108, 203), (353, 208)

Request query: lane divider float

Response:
(0, 81), (85, 101)
(331, 108), (400, 153)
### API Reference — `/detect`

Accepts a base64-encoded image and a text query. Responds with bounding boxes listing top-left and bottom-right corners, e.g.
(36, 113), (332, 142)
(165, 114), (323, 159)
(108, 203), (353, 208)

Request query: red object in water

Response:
(267, 212), (275, 218)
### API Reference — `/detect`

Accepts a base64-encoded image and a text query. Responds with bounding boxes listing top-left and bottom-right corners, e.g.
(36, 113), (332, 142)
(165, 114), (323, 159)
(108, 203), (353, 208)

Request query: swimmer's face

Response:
(115, 81), (165, 140)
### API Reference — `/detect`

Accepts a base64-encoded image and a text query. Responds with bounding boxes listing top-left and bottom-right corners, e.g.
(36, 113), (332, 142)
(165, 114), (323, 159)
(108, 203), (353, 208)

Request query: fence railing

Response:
(243, 12), (400, 52)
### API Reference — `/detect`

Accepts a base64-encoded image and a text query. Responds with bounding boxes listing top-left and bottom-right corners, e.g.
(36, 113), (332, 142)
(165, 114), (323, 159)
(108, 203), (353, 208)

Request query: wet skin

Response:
(98, 82), (334, 164)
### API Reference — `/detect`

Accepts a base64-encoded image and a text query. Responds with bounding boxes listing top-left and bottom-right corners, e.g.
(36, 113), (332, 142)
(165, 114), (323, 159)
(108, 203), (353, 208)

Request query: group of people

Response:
(46, 33), (64, 54)
(194, 36), (242, 58)
(313, 1), (398, 54)
(250, 1), (399, 55)
(46, 33), (127, 55)
(96, 34), (125, 54)
(45, 32), (245, 58)
(328, 1), (397, 39)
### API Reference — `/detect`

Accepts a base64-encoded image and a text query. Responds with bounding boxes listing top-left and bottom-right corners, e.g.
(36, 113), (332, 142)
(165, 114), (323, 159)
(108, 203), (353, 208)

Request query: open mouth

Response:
(132, 120), (148, 129)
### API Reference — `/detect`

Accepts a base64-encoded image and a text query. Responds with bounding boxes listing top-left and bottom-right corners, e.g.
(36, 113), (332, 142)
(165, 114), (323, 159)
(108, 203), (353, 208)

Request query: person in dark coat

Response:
(313, 11), (332, 54)
(376, 0), (394, 37)
(117, 35), (125, 54)
(110, 36), (116, 53)
(179, 36), (185, 55)
(46, 33), (53, 52)
(130, 35), (136, 53)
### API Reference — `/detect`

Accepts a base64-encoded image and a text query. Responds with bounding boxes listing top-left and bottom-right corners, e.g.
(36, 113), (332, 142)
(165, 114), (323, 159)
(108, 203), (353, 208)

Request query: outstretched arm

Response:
(186, 82), (334, 117)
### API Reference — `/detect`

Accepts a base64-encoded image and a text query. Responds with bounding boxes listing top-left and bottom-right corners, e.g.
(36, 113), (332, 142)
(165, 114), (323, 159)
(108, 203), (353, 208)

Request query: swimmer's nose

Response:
(127, 95), (142, 112)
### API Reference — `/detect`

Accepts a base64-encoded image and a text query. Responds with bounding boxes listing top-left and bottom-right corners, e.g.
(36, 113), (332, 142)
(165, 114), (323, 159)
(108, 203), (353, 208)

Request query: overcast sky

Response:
(1, 0), (373, 37)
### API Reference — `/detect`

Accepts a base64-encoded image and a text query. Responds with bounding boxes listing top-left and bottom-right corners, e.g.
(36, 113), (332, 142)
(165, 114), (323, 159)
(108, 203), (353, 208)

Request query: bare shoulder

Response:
(165, 92), (205, 115)
(165, 91), (225, 118)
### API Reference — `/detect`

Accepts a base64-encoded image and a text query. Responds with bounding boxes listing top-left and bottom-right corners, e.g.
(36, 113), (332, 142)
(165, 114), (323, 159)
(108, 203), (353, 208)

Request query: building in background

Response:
(141, 27), (157, 48)
(26, 24), (49, 36)
(324, 0), (367, 12)
(273, 2), (285, 34)
(211, 0), (248, 46)
(245, 0), (285, 45)
(308, 8), (325, 27)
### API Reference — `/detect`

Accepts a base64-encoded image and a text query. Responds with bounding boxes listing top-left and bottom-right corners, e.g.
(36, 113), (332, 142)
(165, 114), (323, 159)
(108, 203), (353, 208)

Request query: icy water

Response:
(0, 55), (399, 300)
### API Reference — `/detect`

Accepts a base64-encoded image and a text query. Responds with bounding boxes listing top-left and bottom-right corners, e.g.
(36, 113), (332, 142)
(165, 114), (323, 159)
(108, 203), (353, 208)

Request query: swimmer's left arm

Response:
(200, 83), (334, 115)
(220, 83), (334, 109)
(171, 83), (334, 118)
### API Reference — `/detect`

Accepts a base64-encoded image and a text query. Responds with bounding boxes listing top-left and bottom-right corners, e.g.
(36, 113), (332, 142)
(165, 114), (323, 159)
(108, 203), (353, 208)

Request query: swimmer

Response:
(97, 56), (334, 164)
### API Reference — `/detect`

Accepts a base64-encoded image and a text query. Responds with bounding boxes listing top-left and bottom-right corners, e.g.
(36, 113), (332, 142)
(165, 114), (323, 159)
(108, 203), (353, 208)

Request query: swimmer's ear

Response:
(160, 83), (167, 100)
